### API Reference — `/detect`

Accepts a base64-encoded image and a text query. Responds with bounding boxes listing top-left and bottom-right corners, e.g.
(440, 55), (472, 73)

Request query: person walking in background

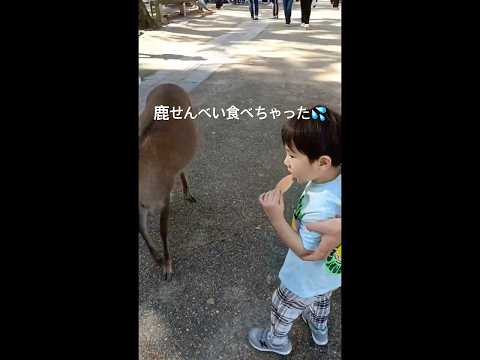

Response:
(300, 0), (313, 29)
(272, 0), (279, 19)
(283, 0), (294, 24)
(331, 0), (340, 8)
(249, 0), (259, 19)
(198, 0), (213, 12)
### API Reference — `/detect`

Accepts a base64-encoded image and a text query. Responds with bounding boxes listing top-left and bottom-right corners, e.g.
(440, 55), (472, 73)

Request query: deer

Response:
(139, 83), (198, 281)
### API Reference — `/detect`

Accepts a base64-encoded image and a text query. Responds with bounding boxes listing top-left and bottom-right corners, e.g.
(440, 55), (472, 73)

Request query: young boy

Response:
(248, 105), (341, 355)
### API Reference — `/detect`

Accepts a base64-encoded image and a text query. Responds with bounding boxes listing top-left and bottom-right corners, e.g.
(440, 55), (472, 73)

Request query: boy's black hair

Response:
(281, 106), (342, 166)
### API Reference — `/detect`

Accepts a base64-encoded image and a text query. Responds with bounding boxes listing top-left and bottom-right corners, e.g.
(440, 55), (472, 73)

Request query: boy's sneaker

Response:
(302, 313), (328, 345)
(254, 16), (259, 20)
(304, 24), (310, 30)
(248, 328), (292, 355)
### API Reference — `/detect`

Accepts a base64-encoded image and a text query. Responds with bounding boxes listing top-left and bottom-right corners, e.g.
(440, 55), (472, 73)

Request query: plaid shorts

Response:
(269, 285), (332, 345)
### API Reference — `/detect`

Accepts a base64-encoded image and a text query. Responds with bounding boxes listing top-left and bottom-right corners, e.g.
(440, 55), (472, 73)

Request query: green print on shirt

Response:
(293, 194), (305, 221)
(325, 245), (342, 275)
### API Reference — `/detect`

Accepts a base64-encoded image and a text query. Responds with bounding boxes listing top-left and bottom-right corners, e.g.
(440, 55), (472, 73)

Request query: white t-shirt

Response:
(278, 174), (342, 298)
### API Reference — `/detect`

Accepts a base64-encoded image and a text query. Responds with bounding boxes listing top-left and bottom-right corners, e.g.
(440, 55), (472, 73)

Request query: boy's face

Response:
(283, 144), (331, 184)
(283, 145), (318, 184)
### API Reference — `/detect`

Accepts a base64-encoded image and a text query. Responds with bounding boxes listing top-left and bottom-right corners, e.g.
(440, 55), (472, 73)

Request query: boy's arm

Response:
(259, 189), (310, 258)
(270, 217), (311, 258)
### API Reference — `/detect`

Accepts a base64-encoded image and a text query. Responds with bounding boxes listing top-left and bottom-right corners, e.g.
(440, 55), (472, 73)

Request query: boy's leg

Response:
(302, 291), (332, 345)
(248, 286), (310, 355)
(269, 286), (310, 346)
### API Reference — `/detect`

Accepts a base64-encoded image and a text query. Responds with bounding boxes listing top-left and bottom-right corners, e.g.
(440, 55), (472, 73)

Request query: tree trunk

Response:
(154, 1), (162, 23)
(139, 0), (156, 29)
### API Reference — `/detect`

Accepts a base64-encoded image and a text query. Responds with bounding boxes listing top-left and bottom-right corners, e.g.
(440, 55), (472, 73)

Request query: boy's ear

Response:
(317, 155), (332, 168)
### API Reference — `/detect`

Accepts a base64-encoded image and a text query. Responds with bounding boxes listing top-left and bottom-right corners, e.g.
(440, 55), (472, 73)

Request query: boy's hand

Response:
(259, 189), (285, 223)
(259, 189), (308, 258)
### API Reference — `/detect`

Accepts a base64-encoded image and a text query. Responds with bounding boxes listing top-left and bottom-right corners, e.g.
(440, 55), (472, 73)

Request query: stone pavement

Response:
(139, 1), (341, 359)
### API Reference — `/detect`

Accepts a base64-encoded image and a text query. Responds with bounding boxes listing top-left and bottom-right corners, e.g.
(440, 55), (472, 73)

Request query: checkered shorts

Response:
(269, 286), (332, 345)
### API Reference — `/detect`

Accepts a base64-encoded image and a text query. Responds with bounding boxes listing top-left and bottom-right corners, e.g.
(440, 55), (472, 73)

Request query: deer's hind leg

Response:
(139, 205), (163, 266)
(159, 196), (173, 281)
(180, 172), (196, 203)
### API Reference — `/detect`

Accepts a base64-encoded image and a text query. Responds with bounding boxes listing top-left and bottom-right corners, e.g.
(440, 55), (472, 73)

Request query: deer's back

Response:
(139, 84), (198, 208)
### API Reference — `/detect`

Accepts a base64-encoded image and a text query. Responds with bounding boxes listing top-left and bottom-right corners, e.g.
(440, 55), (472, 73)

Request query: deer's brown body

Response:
(139, 83), (198, 281)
